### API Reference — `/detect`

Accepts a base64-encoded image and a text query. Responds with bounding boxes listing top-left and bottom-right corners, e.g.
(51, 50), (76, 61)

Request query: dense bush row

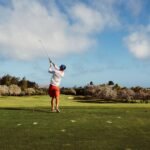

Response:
(1, 74), (150, 103)
(61, 83), (150, 102)
(0, 84), (47, 96)
(0, 74), (38, 90)
(0, 75), (47, 96)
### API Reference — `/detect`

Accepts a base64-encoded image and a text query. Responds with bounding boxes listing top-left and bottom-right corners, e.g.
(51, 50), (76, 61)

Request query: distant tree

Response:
(11, 76), (20, 85)
(27, 80), (38, 89)
(131, 86), (143, 92)
(0, 74), (12, 86)
(108, 81), (114, 86)
(0, 74), (42, 96)
(0, 75), (20, 86)
(86, 81), (94, 87)
(90, 81), (94, 85)
(19, 77), (28, 91)
(113, 84), (121, 90)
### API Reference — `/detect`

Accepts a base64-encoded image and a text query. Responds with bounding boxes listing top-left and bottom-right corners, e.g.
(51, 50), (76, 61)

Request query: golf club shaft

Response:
(39, 40), (54, 64)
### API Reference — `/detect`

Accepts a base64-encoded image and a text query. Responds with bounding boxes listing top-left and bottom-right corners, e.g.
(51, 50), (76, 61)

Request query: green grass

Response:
(0, 95), (150, 150)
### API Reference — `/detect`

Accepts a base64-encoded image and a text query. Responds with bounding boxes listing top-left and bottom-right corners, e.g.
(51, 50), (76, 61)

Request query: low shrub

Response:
(61, 88), (76, 95)
(0, 85), (9, 96)
(25, 88), (36, 95)
(9, 84), (21, 96)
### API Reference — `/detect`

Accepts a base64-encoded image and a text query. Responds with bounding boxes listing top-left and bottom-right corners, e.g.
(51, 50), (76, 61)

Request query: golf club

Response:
(38, 40), (55, 65)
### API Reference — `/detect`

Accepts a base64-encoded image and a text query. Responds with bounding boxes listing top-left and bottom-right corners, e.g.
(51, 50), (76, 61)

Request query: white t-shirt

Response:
(48, 64), (64, 87)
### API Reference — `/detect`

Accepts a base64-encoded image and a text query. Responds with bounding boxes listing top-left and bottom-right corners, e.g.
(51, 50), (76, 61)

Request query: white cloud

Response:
(124, 25), (150, 59)
(70, 3), (119, 34)
(0, 0), (119, 60)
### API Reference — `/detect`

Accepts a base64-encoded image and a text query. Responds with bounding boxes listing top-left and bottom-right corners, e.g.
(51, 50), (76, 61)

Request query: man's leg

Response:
(56, 96), (60, 112)
(51, 97), (55, 111)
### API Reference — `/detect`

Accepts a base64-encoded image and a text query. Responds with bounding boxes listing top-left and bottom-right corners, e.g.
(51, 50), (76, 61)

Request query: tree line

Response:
(1, 75), (150, 103)
(0, 74), (47, 96)
(61, 81), (150, 103)
(0, 74), (38, 89)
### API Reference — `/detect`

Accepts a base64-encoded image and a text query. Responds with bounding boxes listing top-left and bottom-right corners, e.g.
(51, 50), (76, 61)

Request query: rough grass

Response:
(0, 95), (150, 150)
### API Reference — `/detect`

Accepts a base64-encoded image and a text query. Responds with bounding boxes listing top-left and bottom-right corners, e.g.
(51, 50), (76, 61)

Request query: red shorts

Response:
(48, 84), (60, 98)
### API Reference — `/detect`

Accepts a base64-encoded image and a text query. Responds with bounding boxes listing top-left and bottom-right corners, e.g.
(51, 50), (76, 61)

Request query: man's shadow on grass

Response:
(0, 107), (52, 113)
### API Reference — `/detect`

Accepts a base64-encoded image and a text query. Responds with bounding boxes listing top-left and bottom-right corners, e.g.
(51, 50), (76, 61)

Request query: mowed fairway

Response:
(0, 95), (150, 150)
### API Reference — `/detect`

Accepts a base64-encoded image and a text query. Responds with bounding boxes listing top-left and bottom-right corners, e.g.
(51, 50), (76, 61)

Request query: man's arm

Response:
(48, 63), (54, 73)
(52, 63), (59, 70)
(49, 58), (59, 70)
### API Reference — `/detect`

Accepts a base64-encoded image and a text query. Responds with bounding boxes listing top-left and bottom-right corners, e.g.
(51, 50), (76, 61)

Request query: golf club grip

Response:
(48, 58), (52, 63)
(48, 58), (55, 66)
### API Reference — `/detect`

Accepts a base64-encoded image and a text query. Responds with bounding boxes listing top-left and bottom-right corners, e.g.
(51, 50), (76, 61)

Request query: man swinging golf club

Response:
(48, 60), (66, 113)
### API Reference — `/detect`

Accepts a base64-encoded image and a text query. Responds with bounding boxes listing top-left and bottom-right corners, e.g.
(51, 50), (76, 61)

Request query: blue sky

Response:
(0, 0), (150, 87)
